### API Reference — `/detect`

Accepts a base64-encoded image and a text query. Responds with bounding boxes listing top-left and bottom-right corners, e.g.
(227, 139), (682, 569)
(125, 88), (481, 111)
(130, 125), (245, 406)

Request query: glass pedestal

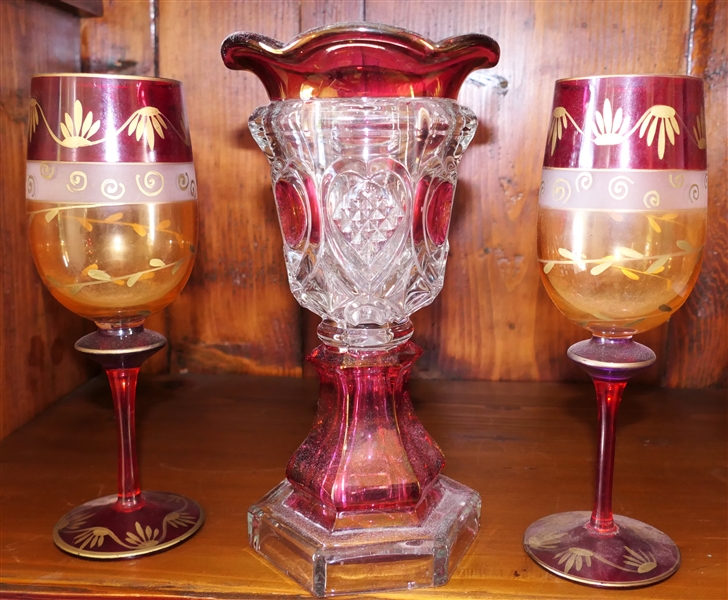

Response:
(249, 475), (480, 597)
(524, 511), (680, 587)
(54, 491), (204, 559)
(51, 328), (205, 559)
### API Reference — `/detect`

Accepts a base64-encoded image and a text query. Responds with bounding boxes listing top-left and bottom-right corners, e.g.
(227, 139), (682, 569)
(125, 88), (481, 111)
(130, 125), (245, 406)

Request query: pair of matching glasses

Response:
(25, 73), (707, 590)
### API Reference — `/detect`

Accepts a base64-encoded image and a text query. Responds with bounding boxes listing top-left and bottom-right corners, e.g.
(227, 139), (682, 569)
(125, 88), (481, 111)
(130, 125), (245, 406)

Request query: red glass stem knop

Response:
(286, 342), (445, 512)
(106, 368), (142, 507)
(590, 379), (627, 534)
(75, 326), (166, 510)
(567, 336), (656, 535)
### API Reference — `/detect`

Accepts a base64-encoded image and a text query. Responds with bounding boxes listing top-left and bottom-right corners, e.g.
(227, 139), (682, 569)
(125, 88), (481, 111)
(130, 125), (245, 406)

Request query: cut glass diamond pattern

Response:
(249, 98), (476, 332)
(332, 178), (405, 265)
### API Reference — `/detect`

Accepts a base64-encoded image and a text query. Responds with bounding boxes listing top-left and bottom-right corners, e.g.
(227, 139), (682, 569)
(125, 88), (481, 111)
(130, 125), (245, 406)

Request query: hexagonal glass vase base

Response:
(248, 475), (481, 597)
(524, 511), (680, 588)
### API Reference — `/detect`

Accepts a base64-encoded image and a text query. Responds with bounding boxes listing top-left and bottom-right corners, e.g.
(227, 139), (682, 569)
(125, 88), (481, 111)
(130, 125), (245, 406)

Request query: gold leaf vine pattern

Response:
(30, 205), (183, 242)
(29, 99), (190, 151)
(58, 256), (190, 296)
(543, 216), (698, 315)
(29, 206), (193, 294)
(548, 98), (707, 159)
(527, 533), (658, 576)
(59, 498), (197, 551)
(541, 233), (699, 284)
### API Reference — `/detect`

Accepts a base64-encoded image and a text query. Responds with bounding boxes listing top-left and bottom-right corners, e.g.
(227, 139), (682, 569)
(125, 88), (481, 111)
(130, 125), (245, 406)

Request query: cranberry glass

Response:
(222, 23), (499, 596)
(525, 75), (708, 587)
(26, 74), (203, 558)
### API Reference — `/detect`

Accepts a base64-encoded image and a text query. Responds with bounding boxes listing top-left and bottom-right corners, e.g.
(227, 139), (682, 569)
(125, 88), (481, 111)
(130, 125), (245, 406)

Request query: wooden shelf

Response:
(1, 375), (725, 599)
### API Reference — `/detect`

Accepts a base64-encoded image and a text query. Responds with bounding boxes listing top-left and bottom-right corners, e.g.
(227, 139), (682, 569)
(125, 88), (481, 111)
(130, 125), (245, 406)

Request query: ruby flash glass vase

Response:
(26, 74), (203, 558)
(524, 75), (708, 587)
(222, 24), (499, 596)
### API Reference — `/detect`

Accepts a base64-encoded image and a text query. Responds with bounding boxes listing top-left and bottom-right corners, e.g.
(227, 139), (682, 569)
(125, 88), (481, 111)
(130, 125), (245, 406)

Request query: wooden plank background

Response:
(1, 0), (726, 438)
(0, 0), (94, 440)
(666, 0), (728, 388)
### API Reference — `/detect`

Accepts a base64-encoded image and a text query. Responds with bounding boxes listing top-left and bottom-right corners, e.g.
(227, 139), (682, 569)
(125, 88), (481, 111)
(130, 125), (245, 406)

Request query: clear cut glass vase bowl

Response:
(249, 97), (476, 349)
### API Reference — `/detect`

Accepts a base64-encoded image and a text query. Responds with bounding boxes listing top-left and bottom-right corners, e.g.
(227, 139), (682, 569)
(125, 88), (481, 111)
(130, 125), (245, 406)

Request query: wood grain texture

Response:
(665, 0), (728, 388)
(81, 0), (155, 76)
(0, 0), (95, 440)
(158, 0), (303, 377)
(364, 0), (689, 384)
(0, 375), (725, 598)
(301, 0), (364, 30)
(45, 0), (103, 17)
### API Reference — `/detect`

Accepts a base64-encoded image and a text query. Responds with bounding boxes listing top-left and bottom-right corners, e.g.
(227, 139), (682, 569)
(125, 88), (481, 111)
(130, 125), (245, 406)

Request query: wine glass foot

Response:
(524, 511), (679, 588)
(53, 491), (204, 559)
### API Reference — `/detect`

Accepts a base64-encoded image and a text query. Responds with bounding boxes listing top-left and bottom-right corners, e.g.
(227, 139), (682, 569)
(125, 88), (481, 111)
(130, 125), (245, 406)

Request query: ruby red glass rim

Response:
(222, 21), (500, 100)
(555, 73), (704, 83)
(31, 72), (184, 85)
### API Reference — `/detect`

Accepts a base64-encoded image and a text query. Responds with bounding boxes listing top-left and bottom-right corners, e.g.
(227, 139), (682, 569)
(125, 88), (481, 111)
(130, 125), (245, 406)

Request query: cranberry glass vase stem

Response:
(590, 378), (627, 534)
(107, 368), (141, 507)
(287, 342), (445, 511)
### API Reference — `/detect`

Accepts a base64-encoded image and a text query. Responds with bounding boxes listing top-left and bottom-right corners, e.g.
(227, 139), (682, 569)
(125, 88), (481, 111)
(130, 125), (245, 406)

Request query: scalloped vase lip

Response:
(221, 22), (500, 101)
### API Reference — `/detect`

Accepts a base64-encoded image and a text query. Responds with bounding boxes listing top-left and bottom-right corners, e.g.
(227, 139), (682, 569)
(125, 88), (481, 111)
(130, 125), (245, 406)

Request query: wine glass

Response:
(524, 75), (707, 587)
(26, 74), (203, 558)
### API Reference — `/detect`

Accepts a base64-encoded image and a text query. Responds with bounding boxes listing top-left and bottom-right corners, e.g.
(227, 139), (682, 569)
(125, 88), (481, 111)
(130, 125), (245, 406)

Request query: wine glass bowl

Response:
(27, 200), (197, 324)
(537, 203), (706, 338)
(524, 74), (708, 587)
(26, 74), (203, 559)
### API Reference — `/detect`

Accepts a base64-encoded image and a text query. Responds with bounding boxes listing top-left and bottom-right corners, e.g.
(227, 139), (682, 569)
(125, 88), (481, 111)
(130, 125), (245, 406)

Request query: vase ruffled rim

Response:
(222, 22), (500, 101)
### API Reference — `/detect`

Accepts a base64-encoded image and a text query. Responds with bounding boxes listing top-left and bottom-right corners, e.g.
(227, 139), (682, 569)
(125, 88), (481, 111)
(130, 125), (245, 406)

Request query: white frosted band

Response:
(539, 168), (707, 210)
(26, 161), (197, 204)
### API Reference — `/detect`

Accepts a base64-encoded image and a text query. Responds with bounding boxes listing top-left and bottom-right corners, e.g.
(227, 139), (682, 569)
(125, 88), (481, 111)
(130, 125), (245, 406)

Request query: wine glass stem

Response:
(106, 367), (142, 507)
(590, 378), (627, 534)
